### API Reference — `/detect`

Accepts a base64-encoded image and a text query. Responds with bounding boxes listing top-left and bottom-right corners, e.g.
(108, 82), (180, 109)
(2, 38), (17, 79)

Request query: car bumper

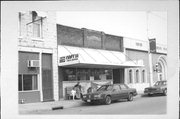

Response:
(82, 95), (104, 102)
(144, 90), (164, 94)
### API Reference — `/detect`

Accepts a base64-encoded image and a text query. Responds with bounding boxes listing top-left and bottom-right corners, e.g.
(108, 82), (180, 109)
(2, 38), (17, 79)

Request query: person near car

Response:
(73, 82), (82, 99)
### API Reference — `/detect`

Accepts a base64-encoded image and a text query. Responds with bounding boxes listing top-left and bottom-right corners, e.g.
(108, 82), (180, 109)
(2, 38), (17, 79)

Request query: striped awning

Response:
(58, 45), (144, 68)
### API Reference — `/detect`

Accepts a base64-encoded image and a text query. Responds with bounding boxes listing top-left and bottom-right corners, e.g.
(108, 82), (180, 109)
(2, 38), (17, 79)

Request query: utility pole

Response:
(147, 11), (153, 87)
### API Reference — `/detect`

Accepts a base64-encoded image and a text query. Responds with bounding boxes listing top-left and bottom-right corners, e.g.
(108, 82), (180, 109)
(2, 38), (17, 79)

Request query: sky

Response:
(56, 11), (167, 45)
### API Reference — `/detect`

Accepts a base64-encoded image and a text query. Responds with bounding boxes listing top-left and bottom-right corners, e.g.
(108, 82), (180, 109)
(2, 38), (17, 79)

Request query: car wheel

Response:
(163, 89), (167, 96)
(127, 93), (133, 101)
(148, 93), (152, 96)
(104, 96), (111, 105)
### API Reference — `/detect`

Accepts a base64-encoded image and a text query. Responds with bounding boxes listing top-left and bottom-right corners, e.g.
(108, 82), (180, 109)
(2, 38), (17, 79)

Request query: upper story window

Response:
(26, 11), (43, 39)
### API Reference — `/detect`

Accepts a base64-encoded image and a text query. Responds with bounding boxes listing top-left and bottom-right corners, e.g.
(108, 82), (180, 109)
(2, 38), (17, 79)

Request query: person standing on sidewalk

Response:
(74, 82), (82, 99)
(71, 87), (76, 100)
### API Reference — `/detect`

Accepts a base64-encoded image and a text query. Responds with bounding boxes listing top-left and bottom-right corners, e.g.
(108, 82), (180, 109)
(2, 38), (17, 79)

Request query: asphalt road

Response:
(33, 94), (166, 114)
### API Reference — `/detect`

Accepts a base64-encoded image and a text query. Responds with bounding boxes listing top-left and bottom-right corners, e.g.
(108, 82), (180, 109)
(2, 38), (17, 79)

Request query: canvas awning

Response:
(58, 45), (144, 68)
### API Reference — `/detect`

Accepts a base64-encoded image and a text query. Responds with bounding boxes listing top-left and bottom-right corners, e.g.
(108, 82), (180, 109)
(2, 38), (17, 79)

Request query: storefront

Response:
(57, 45), (143, 98)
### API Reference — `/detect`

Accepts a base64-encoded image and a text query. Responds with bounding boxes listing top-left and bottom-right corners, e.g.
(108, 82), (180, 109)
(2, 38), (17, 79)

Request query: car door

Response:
(111, 85), (121, 100)
(119, 84), (129, 98)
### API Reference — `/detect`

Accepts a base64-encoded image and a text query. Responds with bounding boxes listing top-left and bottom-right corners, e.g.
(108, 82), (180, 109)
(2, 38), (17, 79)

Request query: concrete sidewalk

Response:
(19, 94), (143, 114)
(19, 99), (83, 114)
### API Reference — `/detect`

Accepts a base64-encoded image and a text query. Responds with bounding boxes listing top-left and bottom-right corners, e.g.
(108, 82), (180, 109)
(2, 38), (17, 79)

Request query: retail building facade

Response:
(18, 11), (167, 103)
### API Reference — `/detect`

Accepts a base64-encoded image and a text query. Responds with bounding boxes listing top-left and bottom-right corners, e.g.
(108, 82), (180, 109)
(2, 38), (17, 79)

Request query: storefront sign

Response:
(59, 54), (79, 63)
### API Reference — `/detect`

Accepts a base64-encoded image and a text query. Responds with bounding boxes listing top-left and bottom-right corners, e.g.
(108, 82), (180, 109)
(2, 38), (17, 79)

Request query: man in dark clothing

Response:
(74, 82), (82, 99)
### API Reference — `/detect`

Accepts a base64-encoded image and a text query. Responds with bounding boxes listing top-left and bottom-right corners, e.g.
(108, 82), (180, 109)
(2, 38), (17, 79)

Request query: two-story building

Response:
(18, 11), (58, 103)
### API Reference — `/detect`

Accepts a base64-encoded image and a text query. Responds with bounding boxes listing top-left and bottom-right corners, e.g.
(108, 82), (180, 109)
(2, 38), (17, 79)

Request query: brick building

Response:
(18, 11), (58, 103)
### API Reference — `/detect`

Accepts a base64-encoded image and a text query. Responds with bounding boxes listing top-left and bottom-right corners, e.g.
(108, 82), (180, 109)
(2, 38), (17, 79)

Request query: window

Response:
(142, 70), (146, 83)
(119, 84), (128, 89)
(33, 22), (41, 38)
(18, 74), (38, 91)
(113, 85), (121, 91)
(135, 70), (139, 83)
(63, 68), (113, 81)
(129, 70), (133, 83)
(26, 12), (42, 38)
(63, 68), (76, 81)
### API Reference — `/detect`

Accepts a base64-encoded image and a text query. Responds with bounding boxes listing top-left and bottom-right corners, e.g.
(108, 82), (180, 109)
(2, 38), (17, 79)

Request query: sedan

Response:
(82, 84), (137, 105)
(144, 80), (167, 96)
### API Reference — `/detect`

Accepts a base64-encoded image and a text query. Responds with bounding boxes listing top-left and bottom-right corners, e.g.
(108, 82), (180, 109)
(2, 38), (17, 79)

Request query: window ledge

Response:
(31, 37), (44, 42)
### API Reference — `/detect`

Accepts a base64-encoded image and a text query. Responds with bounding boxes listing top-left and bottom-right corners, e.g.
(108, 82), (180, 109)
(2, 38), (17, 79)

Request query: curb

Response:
(19, 100), (83, 114)
(19, 95), (144, 114)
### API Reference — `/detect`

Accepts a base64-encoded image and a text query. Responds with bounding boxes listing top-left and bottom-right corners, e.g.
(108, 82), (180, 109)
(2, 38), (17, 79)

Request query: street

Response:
(31, 94), (166, 114)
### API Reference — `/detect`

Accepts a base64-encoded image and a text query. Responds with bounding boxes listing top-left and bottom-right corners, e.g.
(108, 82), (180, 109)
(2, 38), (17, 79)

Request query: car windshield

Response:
(154, 81), (166, 86)
(97, 85), (113, 91)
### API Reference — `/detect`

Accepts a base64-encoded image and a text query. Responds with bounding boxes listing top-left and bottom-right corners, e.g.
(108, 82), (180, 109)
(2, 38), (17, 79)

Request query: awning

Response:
(58, 45), (144, 68)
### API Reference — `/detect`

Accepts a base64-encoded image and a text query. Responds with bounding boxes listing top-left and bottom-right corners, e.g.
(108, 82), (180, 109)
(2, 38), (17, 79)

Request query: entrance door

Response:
(42, 54), (54, 101)
(113, 69), (124, 84)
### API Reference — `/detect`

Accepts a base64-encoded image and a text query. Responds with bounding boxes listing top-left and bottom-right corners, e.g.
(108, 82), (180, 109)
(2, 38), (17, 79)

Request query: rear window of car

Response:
(97, 85), (113, 91)
(119, 84), (128, 89)
(154, 81), (167, 86)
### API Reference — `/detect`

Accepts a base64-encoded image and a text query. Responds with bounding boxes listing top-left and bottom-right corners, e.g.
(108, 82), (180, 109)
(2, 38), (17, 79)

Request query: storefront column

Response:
(39, 52), (43, 101)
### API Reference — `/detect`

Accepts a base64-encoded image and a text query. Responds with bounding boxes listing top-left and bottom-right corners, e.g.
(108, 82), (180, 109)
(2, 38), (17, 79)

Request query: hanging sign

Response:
(149, 38), (156, 53)
(59, 54), (79, 63)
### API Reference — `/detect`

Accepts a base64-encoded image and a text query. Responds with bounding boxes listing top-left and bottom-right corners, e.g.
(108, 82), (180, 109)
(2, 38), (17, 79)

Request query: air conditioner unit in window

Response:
(27, 60), (40, 67)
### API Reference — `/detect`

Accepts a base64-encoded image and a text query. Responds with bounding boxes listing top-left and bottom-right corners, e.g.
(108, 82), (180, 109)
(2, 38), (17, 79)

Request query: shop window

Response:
(105, 69), (113, 80)
(63, 68), (76, 81)
(63, 68), (113, 81)
(77, 68), (90, 81)
(142, 70), (146, 83)
(129, 70), (133, 83)
(135, 70), (139, 83)
(18, 74), (38, 91)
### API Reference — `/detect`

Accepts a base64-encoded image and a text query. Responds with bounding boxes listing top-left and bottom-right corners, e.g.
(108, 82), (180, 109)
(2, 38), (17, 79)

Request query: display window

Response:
(63, 68), (113, 81)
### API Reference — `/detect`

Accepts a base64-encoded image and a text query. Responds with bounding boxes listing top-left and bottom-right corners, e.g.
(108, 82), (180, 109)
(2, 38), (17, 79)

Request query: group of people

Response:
(71, 82), (100, 100)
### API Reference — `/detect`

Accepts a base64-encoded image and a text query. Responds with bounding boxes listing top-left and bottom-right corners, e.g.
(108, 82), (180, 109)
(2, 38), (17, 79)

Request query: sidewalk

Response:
(19, 94), (143, 114)
(19, 99), (83, 114)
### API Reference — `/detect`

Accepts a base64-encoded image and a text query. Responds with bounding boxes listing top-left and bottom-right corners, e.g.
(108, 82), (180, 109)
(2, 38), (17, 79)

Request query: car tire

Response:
(104, 96), (111, 105)
(148, 93), (152, 96)
(127, 93), (133, 101)
(163, 89), (167, 96)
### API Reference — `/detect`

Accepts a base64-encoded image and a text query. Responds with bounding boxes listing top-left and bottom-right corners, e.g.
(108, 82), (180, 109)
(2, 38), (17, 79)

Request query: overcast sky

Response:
(56, 11), (167, 45)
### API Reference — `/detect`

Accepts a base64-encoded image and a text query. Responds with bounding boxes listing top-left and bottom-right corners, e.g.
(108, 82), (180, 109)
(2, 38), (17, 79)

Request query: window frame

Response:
(18, 74), (39, 92)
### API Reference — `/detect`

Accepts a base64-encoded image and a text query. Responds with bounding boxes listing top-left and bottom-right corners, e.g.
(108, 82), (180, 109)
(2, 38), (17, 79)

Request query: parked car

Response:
(144, 80), (167, 96)
(82, 84), (137, 105)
